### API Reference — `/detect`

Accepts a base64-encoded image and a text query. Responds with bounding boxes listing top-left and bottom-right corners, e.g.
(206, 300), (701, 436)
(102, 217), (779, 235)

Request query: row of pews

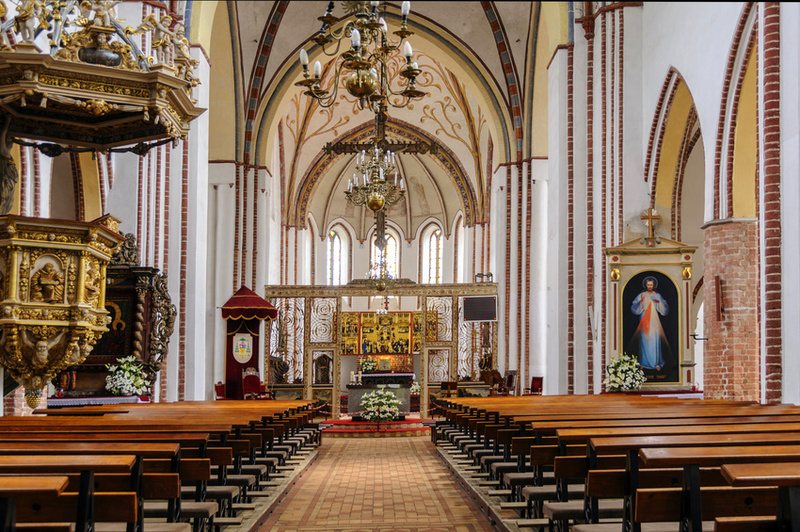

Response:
(0, 399), (322, 532)
(434, 395), (800, 532)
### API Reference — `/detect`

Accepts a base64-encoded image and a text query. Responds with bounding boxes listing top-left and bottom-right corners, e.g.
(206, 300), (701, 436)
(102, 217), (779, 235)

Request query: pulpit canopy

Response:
(221, 286), (278, 321)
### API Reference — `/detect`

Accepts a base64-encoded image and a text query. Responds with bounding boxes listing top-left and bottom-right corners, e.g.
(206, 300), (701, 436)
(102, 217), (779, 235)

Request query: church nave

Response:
(262, 436), (493, 532)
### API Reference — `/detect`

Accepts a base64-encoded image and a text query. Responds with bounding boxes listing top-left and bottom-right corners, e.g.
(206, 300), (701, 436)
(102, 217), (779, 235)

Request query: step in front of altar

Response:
(321, 417), (433, 437)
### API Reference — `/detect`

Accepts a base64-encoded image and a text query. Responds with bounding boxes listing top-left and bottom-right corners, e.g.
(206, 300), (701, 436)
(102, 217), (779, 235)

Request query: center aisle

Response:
(261, 436), (493, 531)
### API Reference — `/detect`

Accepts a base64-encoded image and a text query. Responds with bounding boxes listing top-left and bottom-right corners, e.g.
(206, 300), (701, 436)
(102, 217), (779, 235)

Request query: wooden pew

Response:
(638, 445), (800, 531)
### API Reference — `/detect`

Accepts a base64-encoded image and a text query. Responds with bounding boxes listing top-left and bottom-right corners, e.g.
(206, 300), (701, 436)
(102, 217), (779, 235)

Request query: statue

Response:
(80, 0), (121, 28)
(34, 339), (49, 366)
(314, 354), (332, 385)
(30, 263), (65, 303)
(0, 115), (17, 215)
(172, 22), (199, 83)
(84, 262), (102, 306)
(14, 0), (43, 44)
(136, 13), (175, 64)
(0, 1), (11, 50)
(270, 355), (290, 384)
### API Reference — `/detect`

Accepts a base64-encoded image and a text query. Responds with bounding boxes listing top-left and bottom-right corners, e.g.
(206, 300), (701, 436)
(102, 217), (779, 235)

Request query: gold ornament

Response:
(0, 215), (122, 407)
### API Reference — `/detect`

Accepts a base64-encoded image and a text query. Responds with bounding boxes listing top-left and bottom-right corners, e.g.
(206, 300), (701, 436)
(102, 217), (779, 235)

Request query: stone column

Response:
(703, 219), (760, 401)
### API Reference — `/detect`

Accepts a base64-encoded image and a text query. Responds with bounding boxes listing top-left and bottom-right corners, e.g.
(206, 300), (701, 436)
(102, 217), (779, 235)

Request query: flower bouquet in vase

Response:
(360, 387), (401, 430)
(105, 355), (149, 397)
(603, 352), (646, 392)
(359, 357), (378, 374)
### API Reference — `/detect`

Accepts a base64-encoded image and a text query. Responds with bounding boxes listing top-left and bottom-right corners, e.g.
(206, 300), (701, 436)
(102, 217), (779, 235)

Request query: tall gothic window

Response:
(371, 228), (400, 278)
(327, 227), (349, 285)
(422, 224), (443, 284)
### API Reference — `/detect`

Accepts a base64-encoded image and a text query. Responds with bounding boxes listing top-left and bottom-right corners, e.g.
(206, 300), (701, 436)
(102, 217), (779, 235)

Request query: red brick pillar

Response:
(703, 220), (760, 401)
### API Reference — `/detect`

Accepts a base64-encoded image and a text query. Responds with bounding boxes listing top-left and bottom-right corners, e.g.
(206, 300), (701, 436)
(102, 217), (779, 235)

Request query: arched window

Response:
(327, 227), (349, 285)
(371, 227), (400, 278)
(421, 224), (443, 284)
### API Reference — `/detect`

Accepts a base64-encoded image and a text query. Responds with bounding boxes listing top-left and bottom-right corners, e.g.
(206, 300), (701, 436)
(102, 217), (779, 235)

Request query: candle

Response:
(351, 28), (361, 49)
(401, 1), (410, 17)
(350, 371), (355, 383)
(313, 60), (321, 78)
(379, 17), (388, 33)
(403, 41), (413, 60)
(299, 48), (308, 67)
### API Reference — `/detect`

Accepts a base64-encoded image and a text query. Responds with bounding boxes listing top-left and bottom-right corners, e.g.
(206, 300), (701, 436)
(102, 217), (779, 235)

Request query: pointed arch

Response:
(646, 68), (704, 238)
(419, 221), (444, 284)
(293, 119), (478, 229)
(714, 3), (757, 219)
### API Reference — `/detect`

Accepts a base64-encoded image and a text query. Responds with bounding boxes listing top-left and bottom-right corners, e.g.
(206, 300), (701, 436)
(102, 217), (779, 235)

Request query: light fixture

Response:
(297, 1), (433, 292)
(295, 0), (425, 111)
(345, 146), (405, 212)
(367, 246), (395, 292)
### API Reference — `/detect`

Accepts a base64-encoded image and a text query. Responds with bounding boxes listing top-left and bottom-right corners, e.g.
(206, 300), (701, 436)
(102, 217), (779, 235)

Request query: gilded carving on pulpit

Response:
(0, 116), (17, 215)
(30, 262), (65, 303)
(84, 261), (102, 306)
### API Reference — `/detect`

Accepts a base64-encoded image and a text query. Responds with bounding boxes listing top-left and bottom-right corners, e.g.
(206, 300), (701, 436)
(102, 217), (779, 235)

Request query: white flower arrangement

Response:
(359, 357), (378, 373)
(409, 380), (420, 394)
(603, 352), (646, 392)
(105, 355), (149, 396)
(360, 388), (401, 421)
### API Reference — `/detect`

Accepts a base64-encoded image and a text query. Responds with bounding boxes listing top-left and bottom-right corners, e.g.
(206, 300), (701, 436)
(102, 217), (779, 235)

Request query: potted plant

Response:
(603, 352), (646, 392)
(105, 355), (149, 397)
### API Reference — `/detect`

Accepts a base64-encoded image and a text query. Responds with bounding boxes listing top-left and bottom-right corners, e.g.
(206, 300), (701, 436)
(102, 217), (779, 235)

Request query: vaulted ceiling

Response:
(192, 1), (567, 237)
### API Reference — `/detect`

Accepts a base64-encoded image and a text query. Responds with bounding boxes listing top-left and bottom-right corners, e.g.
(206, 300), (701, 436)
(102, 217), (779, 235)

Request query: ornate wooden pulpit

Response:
(59, 234), (176, 397)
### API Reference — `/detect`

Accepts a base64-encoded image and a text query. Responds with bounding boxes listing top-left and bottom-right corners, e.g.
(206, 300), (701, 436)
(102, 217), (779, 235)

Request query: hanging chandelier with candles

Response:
(345, 145), (405, 212)
(296, 1), (433, 292)
(295, 0), (425, 111)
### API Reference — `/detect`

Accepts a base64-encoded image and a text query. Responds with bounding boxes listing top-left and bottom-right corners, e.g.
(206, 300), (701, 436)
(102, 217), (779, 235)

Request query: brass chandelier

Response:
(296, 1), (434, 292)
(295, 0), (425, 111)
(345, 146), (405, 212)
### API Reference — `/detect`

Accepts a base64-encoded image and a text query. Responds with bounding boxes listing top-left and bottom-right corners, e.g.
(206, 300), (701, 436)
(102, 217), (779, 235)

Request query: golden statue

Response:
(0, 115), (17, 215)
(31, 263), (64, 303)
(84, 262), (101, 306)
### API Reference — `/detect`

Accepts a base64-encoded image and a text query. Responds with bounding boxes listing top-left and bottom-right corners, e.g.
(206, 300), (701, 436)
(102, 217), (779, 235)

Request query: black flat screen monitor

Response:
(463, 296), (497, 322)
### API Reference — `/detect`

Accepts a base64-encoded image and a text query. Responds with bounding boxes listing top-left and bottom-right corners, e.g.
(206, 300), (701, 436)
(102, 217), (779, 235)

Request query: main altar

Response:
(264, 280), (498, 417)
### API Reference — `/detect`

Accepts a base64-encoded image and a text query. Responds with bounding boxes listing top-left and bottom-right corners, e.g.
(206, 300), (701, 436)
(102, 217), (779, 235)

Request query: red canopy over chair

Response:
(221, 286), (278, 321)
(220, 286), (278, 399)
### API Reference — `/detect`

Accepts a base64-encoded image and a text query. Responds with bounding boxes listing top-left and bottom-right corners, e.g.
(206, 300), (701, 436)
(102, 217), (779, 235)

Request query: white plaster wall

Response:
(491, 168), (507, 374)
(207, 162), (237, 392)
(621, 7), (646, 233)
(545, 49), (569, 394)
(640, 3), (744, 222)
(780, 2), (800, 405)
(183, 48), (210, 400)
(571, 29), (589, 394)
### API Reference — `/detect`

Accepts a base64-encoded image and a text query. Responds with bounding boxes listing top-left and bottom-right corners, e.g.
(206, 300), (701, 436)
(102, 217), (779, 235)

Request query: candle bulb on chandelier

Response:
(379, 17), (388, 33)
(299, 48), (309, 69)
(401, 1), (411, 19)
(403, 41), (413, 62)
(399, 178), (405, 190)
(313, 60), (321, 79)
(351, 28), (361, 49)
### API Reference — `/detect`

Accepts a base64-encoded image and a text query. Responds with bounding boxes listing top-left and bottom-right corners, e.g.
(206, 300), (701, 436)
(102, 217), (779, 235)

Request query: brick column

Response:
(703, 219), (760, 401)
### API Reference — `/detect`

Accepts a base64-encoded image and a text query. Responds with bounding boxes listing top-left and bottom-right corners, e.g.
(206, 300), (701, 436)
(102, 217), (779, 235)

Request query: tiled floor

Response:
(261, 436), (494, 531)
